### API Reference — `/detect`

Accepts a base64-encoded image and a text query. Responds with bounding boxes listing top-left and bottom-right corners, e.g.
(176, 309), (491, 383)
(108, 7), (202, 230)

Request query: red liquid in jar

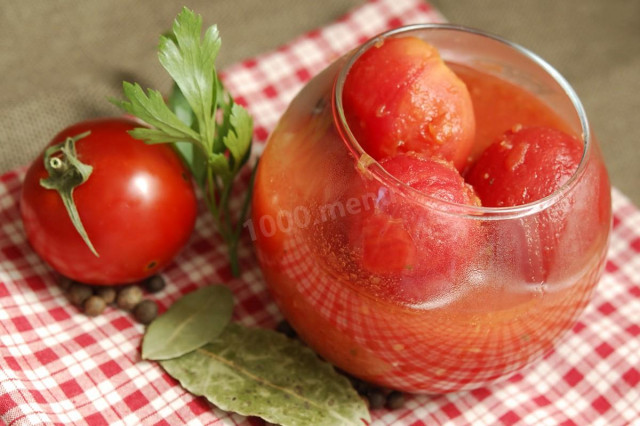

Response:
(251, 59), (610, 393)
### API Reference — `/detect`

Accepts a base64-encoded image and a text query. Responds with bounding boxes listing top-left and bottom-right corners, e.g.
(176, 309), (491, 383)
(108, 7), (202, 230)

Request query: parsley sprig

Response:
(112, 8), (256, 276)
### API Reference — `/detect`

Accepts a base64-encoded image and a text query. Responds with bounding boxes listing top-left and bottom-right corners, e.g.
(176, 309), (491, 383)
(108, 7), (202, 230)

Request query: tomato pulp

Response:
(252, 33), (610, 393)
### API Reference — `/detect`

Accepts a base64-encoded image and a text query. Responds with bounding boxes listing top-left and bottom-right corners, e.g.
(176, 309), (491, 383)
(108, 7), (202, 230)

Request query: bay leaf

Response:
(160, 323), (370, 426)
(142, 285), (233, 360)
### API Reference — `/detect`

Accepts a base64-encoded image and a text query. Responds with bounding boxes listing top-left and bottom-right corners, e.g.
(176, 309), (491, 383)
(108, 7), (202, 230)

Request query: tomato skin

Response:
(342, 36), (476, 170)
(347, 153), (482, 304)
(20, 117), (198, 285)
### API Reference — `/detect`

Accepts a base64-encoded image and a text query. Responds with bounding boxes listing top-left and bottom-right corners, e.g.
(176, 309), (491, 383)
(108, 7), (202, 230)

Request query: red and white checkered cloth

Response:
(1, 0), (639, 424)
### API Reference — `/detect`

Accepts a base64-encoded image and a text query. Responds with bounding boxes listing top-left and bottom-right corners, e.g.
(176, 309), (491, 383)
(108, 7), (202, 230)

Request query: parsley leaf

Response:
(224, 104), (253, 171)
(113, 83), (202, 147)
(157, 8), (220, 148)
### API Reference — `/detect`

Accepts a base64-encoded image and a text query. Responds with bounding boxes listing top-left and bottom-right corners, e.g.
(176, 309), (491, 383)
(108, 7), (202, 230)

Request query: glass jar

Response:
(250, 24), (611, 393)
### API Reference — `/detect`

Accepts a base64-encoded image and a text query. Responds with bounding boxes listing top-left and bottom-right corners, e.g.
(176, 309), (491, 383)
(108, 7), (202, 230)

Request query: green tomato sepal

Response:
(39, 131), (99, 257)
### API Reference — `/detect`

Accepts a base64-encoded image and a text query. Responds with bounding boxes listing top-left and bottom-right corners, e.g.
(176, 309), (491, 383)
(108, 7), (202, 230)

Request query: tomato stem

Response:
(200, 158), (258, 277)
(49, 157), (65, 170)
(227, 240), (240, 277)
(233, 160), (259, 242)
(39, 131), (100, 257)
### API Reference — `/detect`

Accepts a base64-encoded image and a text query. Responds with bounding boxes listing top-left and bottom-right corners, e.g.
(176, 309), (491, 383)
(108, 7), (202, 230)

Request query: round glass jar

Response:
(250, 25), (611, 393)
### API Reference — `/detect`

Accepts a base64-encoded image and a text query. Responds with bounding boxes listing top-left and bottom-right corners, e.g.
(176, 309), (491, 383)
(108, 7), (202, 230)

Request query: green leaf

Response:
(213, 79), (233, 153)
(128, 127), (196, 144)
(209, 152), (230, 179)
(168, 83), (207, 187)
(142, 285), (233, 360)
(160, 324), (370, 426)
(111, 82), (202, 146)
(168, 82), (197, 130)
(223, 104), (253, 170)
(173, 141), (208, 187)
(158, 7), (221, 146)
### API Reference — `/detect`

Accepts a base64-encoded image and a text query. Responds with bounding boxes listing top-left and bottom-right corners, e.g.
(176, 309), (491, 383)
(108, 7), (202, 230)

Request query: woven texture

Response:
(1, 0), (639, 424)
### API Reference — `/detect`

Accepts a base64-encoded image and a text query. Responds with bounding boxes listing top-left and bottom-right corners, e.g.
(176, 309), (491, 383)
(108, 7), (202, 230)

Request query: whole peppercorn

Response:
(275, 320), (297, 339)
(68, 282), (93, 306)
(84, 296), (107, 317)
(143, 275), (166, 293)
(386, 390), (405, 410)
(116, 286), (143, 311)
(58, 276), (73, 291)
(133, 300), (158, 325)
(95, 287), (117, 304)
(354, 380), (372, 396)
(366, 388), (386, 410)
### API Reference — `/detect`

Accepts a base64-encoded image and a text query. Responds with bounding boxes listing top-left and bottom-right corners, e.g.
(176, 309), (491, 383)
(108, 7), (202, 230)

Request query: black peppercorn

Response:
(366, 388), (386, 410)
(134, 300), (158, 325)
(144, 275), (166, 293)
(386, 390), (405, 410)
(275, 320), (297, 338)
(352, 378), (371, 396)
(58, 276), (73, 291)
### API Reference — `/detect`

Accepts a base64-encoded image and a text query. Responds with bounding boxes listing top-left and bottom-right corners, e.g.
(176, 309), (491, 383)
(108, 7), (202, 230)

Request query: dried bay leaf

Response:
(142, 285), (233, 360)
(160, 323), (370, 426)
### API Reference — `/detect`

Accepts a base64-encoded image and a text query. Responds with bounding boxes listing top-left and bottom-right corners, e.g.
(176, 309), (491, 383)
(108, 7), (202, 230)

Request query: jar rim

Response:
(332, 24), (591, 219)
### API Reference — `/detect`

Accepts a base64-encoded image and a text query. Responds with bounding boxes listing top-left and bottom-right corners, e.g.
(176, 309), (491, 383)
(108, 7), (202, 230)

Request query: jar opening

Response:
(332, 24), (591, 220)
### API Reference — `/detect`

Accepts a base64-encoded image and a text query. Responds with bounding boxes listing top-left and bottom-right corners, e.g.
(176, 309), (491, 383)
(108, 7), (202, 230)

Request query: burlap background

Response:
(2, 0), (638, 205)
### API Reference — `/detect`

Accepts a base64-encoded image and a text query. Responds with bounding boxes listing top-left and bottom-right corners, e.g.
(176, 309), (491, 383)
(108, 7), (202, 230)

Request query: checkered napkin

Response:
(1, 0), (639, 424)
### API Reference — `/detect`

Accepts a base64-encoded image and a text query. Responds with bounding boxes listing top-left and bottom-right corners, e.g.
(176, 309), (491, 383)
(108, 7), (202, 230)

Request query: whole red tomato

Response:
(346, 153), (482, 304)
(466, 126), (583, 207)
(342, 36), (476, 170)
(20, 117), (198, 285)
(466, 126), (609, 282)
